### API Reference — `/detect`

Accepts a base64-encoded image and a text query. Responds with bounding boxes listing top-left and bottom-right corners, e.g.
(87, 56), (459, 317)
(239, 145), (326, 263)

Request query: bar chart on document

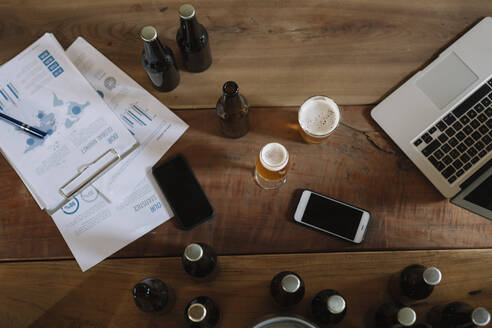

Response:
(121, 103), (155, 136)
(0, 82), (19, 110)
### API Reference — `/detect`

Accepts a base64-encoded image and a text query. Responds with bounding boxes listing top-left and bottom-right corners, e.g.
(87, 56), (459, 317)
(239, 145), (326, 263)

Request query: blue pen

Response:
(0, 112), (47, 138)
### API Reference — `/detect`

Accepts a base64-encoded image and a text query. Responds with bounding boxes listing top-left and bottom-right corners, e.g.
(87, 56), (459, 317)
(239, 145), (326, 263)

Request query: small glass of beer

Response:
(254, 142), (290, 190)
(298, 96), (341, 143)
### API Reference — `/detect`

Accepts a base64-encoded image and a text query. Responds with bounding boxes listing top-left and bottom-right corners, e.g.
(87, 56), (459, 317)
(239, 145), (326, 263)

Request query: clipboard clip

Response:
(59, 148), (120, 198)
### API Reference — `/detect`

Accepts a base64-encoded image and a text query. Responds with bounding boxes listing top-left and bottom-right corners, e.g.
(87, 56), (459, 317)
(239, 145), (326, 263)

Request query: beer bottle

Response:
(270, 271), (305, 307)
(140, 26), (180, 92)
(375, 301), (417, 327)
(390, 264), (441, 304)
(311, 289), (347, 324)
(182, 243), (218, 280)
(176, 4), (212, 72)
(185, 296), (220, 328)
(428, 302), (490, 327)
(132, 277), (173, 313)
(216, 81), (250, 138)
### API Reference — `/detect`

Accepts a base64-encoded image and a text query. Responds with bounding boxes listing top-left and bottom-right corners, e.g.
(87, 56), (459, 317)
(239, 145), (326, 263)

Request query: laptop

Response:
(371, 17), (492, 220)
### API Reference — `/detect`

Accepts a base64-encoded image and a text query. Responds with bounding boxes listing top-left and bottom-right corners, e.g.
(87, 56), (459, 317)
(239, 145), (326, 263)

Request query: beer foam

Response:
(260, 143), (289, 171)
(299, 97), (340, 136)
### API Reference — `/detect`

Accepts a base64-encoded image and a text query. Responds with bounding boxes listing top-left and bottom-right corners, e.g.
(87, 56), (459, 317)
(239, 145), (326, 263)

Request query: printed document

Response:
(0, 34), (137, 211)
(50, 37), (188, 271)
(65, 37), (188, 200)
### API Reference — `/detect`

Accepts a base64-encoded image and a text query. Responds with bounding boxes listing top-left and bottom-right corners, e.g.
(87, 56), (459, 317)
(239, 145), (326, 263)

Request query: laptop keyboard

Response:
(413, 79), (492, 184)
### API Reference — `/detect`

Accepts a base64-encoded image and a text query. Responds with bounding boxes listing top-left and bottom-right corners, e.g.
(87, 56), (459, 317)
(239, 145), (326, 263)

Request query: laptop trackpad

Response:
(417, 52), (478, 109)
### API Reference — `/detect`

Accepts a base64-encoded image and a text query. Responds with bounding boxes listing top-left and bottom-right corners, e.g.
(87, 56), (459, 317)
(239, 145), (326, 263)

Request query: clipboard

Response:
(0, 33), (140, 213)
(59, 148), (120, 198)
(50, 143), (138, 213)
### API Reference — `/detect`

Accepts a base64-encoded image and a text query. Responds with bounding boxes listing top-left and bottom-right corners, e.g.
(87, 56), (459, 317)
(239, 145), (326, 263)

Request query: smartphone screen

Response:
(152, 155), (214, 229)
(300, 193), (364, 240)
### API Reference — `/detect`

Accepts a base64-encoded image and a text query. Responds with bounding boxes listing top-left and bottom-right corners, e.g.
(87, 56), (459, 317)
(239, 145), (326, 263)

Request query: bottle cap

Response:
(327, 294), (346, 314)
(281, 274), (301, 293)
(188, 303), (207, 322)
(179, 4), (195, 19)
(184, 243), (203, 262)
(397, 307), (417, 326)
(472, 307), (491, 326)
(140, 26), (158, 42)
(423, 267), (442, 285)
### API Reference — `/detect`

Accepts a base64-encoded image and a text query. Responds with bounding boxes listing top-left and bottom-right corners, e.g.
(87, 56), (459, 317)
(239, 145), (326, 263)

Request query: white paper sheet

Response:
(49, 37), (188, 271)
(0, 33), (137, 211)
(51, 179), (171, 271)
(66, 37), (189, 200)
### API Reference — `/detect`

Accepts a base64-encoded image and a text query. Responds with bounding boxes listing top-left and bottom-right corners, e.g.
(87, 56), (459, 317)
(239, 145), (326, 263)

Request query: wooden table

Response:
(0, 0), (491, 326)
(1, 250), (491, 327)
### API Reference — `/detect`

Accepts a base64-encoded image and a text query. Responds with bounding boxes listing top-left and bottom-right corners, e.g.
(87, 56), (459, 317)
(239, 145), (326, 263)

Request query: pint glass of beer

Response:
(254, 142), (290, 189)
(298, 96), (341, 143)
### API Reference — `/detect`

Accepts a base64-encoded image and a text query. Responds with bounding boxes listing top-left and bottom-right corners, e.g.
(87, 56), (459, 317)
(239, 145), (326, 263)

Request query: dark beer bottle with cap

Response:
(182, 242), (217, 280)
(140, 26), (180, 92)
(311, 289), (347, 325)
(216, 81), (250, 138)
(428, 302), (491, 327)
(390, 264), (442, 304)
(132, 277), (173, 313)
(270, 271), (305, 307)
(176, 4), (212, 72)
(375, 301), (417, 327)
(185, 296), (220, 328)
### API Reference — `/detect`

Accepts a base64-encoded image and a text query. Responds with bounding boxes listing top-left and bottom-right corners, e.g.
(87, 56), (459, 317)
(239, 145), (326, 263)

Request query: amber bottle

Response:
(140, 26), (180, 92)
(182, 242), (218, 280)
(311, 289), (347, 325)
(132, 277), (173, 313)
(390, 264), (442, 304)
(176, 4), (212, 72)
(270, 271), (305, 307)
(428, 302), (490, 327)
(216, 81), (250, 138)
(375, 301), (417, 327)
(185, 296), (220, 328)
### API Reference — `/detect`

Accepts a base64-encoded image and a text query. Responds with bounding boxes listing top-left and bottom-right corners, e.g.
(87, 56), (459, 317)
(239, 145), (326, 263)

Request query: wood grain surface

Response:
(0, 1), (492, 107)
(0, 249), (490, 327)
(1, 106), (491, 261)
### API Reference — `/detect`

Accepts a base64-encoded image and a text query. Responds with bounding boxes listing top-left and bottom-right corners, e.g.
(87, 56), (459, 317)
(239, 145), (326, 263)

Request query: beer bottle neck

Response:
(223, 81), (242, 108)
(134, 283), (152, 299)
(180, 16), (202, 44)
(143, 39), (163, 58)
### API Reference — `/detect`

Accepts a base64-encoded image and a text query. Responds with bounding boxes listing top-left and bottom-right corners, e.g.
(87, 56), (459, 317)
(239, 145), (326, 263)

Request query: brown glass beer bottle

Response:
(216, 81), (250, 138)
(390, 264), (441, 304)
(185, 296), (220, 328)
(176, 4), (212, 72)
(270, 271), (305, 307)
(428, 302), (490, 327)
(132, 277), (173, 313)
(140, 26), (180, 92)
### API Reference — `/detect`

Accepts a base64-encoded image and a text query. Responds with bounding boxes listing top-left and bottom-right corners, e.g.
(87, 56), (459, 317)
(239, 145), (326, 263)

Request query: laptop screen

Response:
(464, 174), (492, 210)
(452, 159), (492, 220)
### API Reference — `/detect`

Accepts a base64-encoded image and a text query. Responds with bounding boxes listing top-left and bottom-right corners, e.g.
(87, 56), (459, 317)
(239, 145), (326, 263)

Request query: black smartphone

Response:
(152, 154), (214, 230)
(293, 189), (371, 244)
